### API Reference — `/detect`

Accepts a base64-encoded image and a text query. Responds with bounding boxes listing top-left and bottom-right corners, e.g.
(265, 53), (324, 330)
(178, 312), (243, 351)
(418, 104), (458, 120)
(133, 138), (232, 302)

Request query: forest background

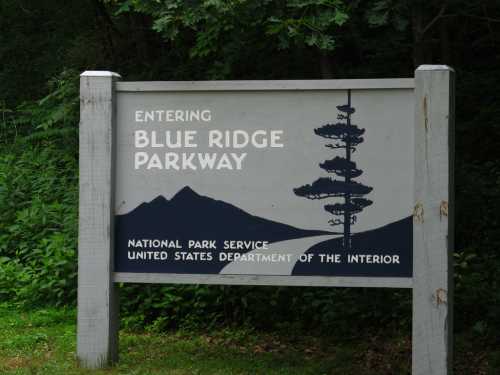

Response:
(0, 1), (499, 372)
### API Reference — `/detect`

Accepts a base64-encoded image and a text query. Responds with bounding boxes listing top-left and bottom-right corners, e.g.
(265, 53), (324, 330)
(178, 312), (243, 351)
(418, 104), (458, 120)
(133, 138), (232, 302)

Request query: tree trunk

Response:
(440, 17), (451, 65)
(412, 1), (426, 66)
(319, 51), (333, 79)
(344, 90), (351, 252)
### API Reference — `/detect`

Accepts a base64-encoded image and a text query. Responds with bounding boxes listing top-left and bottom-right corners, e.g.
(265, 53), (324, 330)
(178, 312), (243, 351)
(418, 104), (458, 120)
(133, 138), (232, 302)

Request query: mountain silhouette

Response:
(115, 186), (330, 273)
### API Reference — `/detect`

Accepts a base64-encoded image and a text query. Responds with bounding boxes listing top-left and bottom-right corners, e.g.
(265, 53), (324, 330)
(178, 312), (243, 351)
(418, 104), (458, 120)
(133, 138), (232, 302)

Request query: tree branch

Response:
(464, 13), (500, 23)
(421, 3), (448, 36)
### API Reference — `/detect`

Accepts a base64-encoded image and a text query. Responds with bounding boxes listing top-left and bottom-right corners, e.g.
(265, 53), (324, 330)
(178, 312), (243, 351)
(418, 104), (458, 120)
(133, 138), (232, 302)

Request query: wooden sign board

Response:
(77, 66), (454, 374)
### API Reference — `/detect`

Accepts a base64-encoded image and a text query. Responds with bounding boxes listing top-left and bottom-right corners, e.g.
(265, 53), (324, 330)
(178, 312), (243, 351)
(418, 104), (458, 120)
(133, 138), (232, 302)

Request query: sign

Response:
(114, 86), (414, 277)
(77, 67), (454, 375)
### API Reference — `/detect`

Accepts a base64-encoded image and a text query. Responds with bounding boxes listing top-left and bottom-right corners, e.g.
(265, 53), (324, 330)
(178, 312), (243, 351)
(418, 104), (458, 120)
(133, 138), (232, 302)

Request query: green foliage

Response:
(112, 0), (348, 78)
(1, 303), (498, 374)
(364, 0), (409, 31)
(117, 0), (348, 52)
(118, 282), (411, 334)
(0, 0), (500, 344)
(0, 70), (79, 145)
(0, 303), (413, 375)
(0, 145), (78, 306)
(0, 71), (79, 307)
(266, 0), (349, 51)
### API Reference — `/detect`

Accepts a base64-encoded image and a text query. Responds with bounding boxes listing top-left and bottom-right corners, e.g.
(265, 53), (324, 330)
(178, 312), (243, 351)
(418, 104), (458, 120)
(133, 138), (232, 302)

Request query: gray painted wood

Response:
(114, 273), (412, 288)
(77, 69), (455, 372)
(116, 78), (414, 92)
(77, 71), (121, 369)
(412, 65), (454, 375)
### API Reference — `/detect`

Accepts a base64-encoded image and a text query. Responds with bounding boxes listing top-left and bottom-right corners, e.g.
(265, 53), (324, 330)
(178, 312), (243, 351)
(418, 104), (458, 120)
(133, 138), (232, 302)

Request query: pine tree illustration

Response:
(294, 90), (373, 251)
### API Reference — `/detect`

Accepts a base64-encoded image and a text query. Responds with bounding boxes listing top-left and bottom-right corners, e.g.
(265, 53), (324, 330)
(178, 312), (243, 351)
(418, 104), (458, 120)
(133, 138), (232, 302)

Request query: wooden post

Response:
(413, 65), (455, 375)
(77, 71), (121, 368)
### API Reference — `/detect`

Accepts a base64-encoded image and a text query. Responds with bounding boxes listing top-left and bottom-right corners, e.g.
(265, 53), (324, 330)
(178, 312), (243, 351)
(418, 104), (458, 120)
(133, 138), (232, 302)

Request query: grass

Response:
(0, 303), (497, 374)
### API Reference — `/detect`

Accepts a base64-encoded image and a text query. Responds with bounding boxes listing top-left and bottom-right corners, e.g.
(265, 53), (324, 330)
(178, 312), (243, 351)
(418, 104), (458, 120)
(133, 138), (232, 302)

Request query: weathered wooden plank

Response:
(77, 71), (121, 369)
(116, 78), (414, 92)
(412, 65), (454, 375)
(114, 273), (412, 288)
